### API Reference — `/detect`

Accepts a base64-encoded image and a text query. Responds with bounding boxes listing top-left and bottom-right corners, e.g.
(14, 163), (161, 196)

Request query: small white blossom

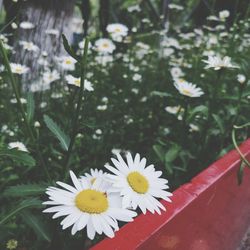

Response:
(219, 10), (230, 20)
(174, 79), (204, 98)
(107, 23), (128, 42)
(10, 63), (29, 74)
(237, 74), (246, 84)
(42, 70), (60, 84)
(8, 142), (28, 152)
(19, 41), (39, 52)
(20, 21), (35, 29)
(203, 55), (239, 70)
(132, 73), (142, 82)
(65, 75), (94, 91)
(59, 56), (77, 71)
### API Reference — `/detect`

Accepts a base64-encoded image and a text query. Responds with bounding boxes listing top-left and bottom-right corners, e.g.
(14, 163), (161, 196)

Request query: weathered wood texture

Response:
(12, 0), (75, 87)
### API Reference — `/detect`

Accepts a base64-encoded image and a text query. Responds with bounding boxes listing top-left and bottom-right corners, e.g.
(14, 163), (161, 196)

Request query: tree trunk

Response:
(80, 0), (90, 36)
(99, 0), (110, 37)
(13, 0), (75, 89)
(0, 0), (3, 11)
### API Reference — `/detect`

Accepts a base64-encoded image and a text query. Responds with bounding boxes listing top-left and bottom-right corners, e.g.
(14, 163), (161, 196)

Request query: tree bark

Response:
(12, 0), (76, 88)
(99, 0), (109, 37)
(80, 0), (91, 36)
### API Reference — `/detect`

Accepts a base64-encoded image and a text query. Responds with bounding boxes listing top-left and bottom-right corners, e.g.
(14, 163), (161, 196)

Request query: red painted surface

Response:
(91, 139), (250, 250)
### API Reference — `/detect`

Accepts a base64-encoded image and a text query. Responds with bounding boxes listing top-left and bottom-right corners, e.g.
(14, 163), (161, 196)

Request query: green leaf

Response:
(3, 184), (47, 197)
(163, 144), (180, 175)
(43, 115), (70, 151)
(151, 91), (173, 98)
(164, 162), (174, 175)
(0, 148), (36, 167)
(0, 199), (43, 225)
(21, 211), (52, 242)
(212, 114), (225, 134)
(153, 145), (165, 162)
(27, 93), (35, 123)
(62, 34), (80, 61)
(165, 144), (180, 163)
(237, 161), (245, 185)
(187, 105), (208, 121)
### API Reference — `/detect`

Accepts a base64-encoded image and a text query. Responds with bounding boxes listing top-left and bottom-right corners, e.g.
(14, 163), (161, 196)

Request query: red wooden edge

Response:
(91, 139), (250, 250)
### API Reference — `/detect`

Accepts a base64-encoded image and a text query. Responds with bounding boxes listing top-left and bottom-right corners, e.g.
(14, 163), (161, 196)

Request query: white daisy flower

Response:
(19, 21), (35, 29)
(203, 55), (239, 70)
(174, 79), (204, 98)
(8, 142), (28, 152)
(165, 105), (184, 115)
(11, 22), (18, 29)
(10, 63), (29, 74)
(168, 4), (184, 10)
(95, 38), (116, 54)
(105, 153), (173, 214)
(82, 169), (108, 186)
(132, 73), (142, 82)
(107, 23), (128, 42)
(65, 75), (94, 91)
(189, 124), (200, 132)
(19, 41), (39, 52)
(127, 5), (141, 12)
(219, 10), (230, 20)
(171, 67), (184, 80)
(237, 74), (246, 84)
(59, 56), (77, 71)
(42, 70), (60, 84)
(79, 39), (92, 50)
(10, 97), (27, 104)
(43, 171), (137, 239)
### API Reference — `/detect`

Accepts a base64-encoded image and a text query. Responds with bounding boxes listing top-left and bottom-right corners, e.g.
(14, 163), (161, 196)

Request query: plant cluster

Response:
(0, 1), (250, 249)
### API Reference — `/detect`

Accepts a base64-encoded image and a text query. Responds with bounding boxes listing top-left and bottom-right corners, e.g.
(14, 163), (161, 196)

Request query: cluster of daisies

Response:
(43, 153), (172, 240)
(4, 22), (129, 92)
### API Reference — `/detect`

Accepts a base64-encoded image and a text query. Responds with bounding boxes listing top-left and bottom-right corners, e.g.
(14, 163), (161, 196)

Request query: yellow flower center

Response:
(75, 189), (108, 214)
(65, 59), (72, 65)
(114, 28), (122, 33)
(16, 68), (22, 73)
(102, 43), (109, 48)
(127, 171), (149, 194)
(182, 89), (192, 96)
(74, 79), (81, 86)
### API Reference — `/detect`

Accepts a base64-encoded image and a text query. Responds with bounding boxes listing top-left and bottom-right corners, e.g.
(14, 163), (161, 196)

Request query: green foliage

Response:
(3, 183), (47, 197)
(0, 1), (250, 249)
(21, 211), (52, 242)
(237, 161), (245, 185)
(62, 34), (80, 61)
(0, 148), (36, 167)
(43, 115), (70, 151)
(0, 199), (43, 225)
(27, 93), (35, 123)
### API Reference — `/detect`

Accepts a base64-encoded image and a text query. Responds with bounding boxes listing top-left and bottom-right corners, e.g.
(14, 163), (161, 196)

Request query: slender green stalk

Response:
(181, 99), (189, 146)
(232, 83), (245, 125)
(231, 128), (250, 168)
(0, 40), (50, 181)
(203, 70), (222, 146)
(234, 123), (250, 130)
(64, 38), (89, 177)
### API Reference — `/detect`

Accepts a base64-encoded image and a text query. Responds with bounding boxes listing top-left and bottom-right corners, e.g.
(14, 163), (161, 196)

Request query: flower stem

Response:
(0, 40), (50, 181)
(201, 70), (222, 152)
(64, 38), (89, 178)
(231, 127), (250, 168)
